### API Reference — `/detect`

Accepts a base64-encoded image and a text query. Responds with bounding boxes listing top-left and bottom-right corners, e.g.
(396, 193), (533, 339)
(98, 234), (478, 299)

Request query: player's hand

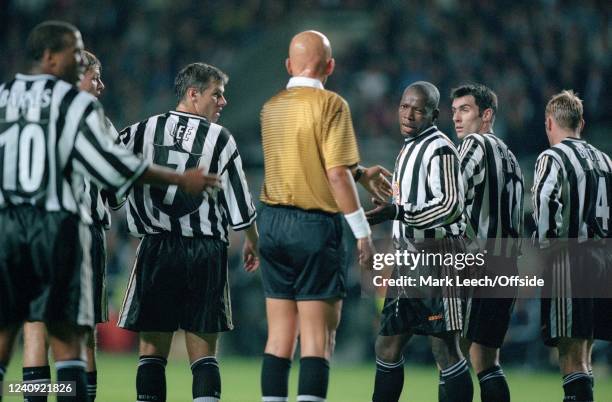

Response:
(365, 198), (397, 226)
(243, 238), (260, 272)
(179, 168), (221, 195)
(359, 165), (393, 202)
(357, 236), (376, 270)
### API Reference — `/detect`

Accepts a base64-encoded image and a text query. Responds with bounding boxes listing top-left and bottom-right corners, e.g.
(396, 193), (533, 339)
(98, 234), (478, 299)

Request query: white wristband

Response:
(344, 208), (372, 239)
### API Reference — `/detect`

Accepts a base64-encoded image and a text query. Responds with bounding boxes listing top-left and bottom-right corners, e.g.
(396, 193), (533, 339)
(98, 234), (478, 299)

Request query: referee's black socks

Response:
(439, 359), (473, 402)
(563, 372), (593, 402)
(191, 356), (221, 401)
(261, 353), (291, 401)
(86, 370), (97, 401)
(136, 355), (167, 402)
(23, 365), (51, 402)
(477, 365), (510, 402)
(56, 359), (88, 402)
(372, 356), (404, 402)
(297, 356), (329, 402)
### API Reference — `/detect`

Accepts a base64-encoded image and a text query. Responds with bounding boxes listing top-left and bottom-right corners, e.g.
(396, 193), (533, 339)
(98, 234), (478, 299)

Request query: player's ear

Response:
(545, 115), (553, 132)
(482, 108), (493, 123)
(432, 108), (439, 122)
(41, 49), (55, 70)
(579, 118), (585, 134)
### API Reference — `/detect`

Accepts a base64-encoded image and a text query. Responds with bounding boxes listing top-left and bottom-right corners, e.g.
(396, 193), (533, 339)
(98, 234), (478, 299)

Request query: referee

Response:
(366, 82), (473, 402)
(116, 62), (258, 402)
(258, 31), (390, 402)
(451, 83), (524, 402)
(0, 21), (218, 402)
(532, 90), (611, 402)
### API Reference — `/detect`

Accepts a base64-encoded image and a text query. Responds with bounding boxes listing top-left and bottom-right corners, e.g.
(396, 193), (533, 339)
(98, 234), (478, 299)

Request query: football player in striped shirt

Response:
(20, 50), (112, 402)
(451, 83), (524, 402)
(0, 22), (218, 402)
(532, 90), (611, 402)
(366, 81), (473, 402)
(116, 62), (258, 402)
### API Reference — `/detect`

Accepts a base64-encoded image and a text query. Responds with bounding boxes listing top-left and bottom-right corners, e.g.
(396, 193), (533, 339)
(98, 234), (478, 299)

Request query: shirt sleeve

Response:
(70, 102), (148, 199)
(218, 135), (257, 230)
(458, 136), (486, 211)
(396, 143), (464, 230)
(321, 95), (360, 170)
(531, 153), (563, 248)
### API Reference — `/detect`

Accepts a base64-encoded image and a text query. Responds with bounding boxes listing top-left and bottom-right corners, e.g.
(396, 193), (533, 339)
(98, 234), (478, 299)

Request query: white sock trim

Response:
(297, 396), (326, 402)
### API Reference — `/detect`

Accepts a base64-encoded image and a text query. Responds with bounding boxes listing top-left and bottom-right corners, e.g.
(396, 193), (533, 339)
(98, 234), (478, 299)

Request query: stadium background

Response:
(1, 0), (610, 400)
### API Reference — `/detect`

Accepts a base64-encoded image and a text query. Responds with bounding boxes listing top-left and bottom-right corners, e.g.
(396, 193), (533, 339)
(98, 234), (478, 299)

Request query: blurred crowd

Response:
(1, 0), (610, 366)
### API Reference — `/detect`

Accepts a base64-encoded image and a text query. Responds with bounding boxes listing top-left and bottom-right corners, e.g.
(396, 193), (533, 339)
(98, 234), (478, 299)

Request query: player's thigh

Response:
(430, 331), (463, 369)
(139, 331), (174, 358)
(23, 321), (49, 366)
(264, 298), (298, 358)
(185, 332), (218, 363)
(296, 299), (342, 358)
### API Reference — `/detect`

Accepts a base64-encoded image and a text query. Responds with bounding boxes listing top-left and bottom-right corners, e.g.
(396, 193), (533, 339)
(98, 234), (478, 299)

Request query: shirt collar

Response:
(404, 125), (438, 143)
(16, 73), (57, 81)
(286, 77), (324, 90)
(170, 110), (210, 122)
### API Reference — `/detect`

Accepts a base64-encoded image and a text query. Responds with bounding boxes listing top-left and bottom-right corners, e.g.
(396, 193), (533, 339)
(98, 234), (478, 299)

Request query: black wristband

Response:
(353, 166), (364, 182)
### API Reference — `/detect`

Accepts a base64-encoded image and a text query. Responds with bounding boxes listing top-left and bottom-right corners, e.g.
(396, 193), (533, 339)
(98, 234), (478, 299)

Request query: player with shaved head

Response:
(258, 30), (391, 402)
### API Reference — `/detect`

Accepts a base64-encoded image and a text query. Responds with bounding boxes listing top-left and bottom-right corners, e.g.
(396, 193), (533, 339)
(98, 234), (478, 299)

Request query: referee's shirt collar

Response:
(404, 125), (438, 143)
(287, 77), (324, 90)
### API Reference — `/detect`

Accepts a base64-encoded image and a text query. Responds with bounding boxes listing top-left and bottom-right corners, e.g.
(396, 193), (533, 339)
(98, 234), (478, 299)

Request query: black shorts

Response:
(0, 207), (95, 327)
(379, 237), (466, 336)
(259, 204), (347, 301)
(463, 256), (517, 348)
(117, 233), (232, 333)
(541, 245), (611, 346)
(90, 223), (108, 323)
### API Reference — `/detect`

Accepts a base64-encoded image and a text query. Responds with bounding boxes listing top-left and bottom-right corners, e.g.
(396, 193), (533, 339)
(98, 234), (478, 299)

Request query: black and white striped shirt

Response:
(391, 125), (465, 246)
(532, 138), (611, 246)
(0, 74), (147, 223)
(458, 133), (524, 257)
(117, 110), (256, 243)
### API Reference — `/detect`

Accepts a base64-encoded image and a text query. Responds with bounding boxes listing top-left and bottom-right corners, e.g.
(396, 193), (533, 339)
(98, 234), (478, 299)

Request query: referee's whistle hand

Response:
(179, 168), (221, 195)
(358, 236), (375, 270)
(365, 198), (396, 226)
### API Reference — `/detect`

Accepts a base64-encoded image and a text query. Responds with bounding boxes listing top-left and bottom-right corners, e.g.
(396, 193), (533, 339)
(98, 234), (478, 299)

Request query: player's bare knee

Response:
(430, 333), (463, 369)
(375, 336), (403, 363)
(469, 343), (499, 373)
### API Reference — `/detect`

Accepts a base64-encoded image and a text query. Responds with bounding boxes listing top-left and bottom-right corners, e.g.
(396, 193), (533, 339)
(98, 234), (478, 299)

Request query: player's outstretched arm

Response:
(327, 166), (375, 269)
(352, 165), (393, 202)
(137, 166), (220, 196)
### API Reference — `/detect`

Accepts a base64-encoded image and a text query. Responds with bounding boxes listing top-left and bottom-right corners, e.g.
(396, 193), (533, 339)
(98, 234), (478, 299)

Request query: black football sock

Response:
(136, 355), (167, 402)
(477, 365), (510, 402)
(297, 357), (329, 402)
(562, 372), (593, 402)
(372, 356), (404, 402)
(86, 370), (97, 401)
(261, 353), (291, 401)
(23, 365), (51, 402)
(438, 371), (448, 402)
(191, 356), (221, 401)
(440, 359), (473, 402)
(56, 360), (88, 402)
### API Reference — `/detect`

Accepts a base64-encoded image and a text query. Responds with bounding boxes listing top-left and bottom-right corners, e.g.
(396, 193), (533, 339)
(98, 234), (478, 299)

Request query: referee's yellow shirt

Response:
(260, 77), (360, 213)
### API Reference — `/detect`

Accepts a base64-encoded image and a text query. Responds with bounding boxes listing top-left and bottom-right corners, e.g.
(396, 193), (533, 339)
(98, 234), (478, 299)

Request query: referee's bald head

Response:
(286, 30), (335, 82)
(404, 81), (440, 115)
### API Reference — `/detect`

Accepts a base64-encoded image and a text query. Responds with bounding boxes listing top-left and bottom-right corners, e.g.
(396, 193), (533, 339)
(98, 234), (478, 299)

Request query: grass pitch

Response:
(3, 352), (611, 401)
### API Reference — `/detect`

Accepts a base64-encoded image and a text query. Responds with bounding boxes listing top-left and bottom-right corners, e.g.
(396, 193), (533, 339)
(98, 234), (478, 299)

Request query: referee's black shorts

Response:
(259, 204), (347, 301)
(118, 232), (232, 333)
(0, 206), (95, 327)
